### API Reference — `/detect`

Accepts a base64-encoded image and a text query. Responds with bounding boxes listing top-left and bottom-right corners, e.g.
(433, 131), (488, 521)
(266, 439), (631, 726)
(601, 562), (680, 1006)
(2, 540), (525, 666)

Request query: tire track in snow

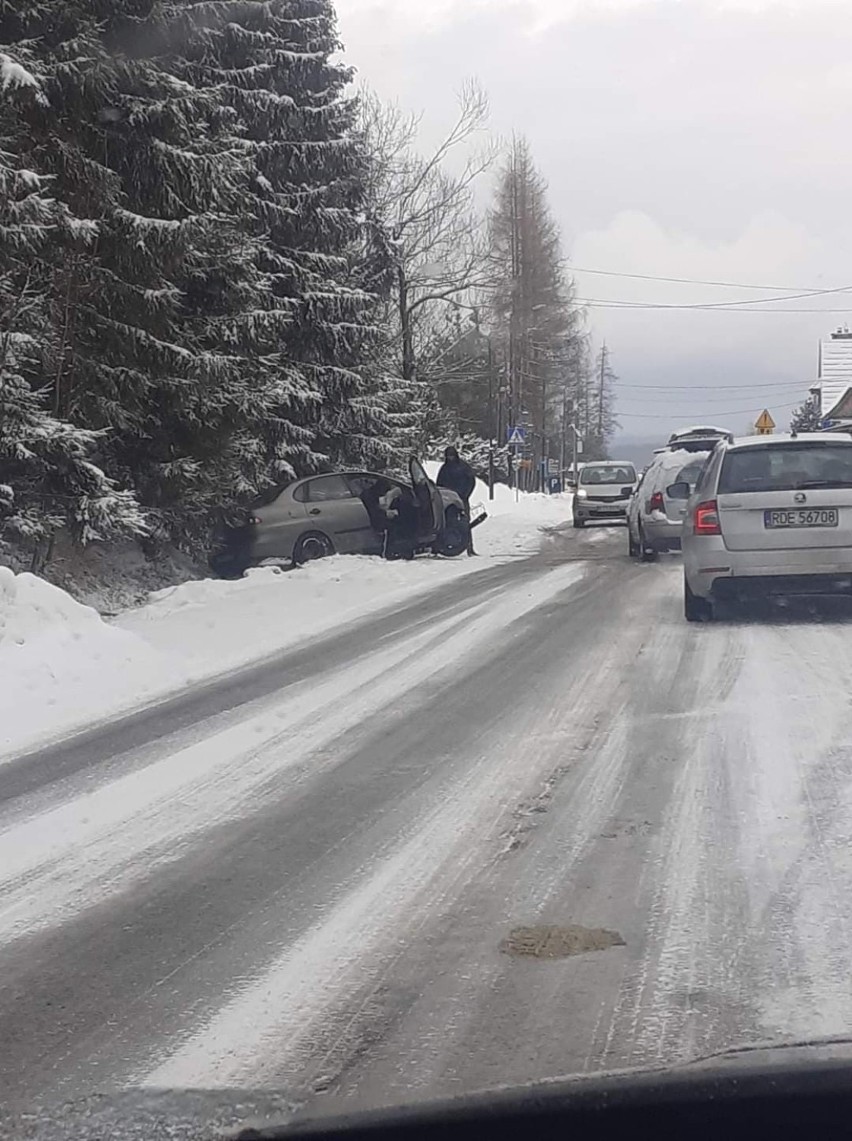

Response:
(603, 608), (852, 1069)
(140, 599), (629, 1090)
(0, 564), (584, 947)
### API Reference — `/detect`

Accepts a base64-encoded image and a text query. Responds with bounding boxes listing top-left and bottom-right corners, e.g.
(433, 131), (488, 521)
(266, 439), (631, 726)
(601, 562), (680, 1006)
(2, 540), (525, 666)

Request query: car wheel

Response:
(434, 509), (468, 558)
(292, 530), (335, 565)
(638, 525), (658, 562)
(684, 576), (714, 622)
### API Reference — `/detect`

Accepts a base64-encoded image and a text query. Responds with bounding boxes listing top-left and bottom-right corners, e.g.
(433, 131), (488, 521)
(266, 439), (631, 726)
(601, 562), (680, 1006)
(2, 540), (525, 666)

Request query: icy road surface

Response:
(4, 525), (852, 1117)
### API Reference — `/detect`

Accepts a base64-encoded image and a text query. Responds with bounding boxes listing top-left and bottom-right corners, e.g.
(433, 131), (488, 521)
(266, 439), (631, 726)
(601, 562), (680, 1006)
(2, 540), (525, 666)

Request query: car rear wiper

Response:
(795, 479), (852, 489)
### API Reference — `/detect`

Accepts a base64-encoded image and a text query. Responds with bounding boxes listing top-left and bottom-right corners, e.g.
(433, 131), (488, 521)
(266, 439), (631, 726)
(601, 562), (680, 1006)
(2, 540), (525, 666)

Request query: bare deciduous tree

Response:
(359, 81), (497, 391)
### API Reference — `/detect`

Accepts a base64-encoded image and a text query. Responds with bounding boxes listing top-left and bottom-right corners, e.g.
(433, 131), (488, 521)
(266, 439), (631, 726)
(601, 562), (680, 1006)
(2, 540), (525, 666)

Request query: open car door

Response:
(409, 456), (443, 541)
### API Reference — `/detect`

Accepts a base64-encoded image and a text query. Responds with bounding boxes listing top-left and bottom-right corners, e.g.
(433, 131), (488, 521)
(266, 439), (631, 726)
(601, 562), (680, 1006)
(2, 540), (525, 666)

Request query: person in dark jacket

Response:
(436, 446), (477, 555)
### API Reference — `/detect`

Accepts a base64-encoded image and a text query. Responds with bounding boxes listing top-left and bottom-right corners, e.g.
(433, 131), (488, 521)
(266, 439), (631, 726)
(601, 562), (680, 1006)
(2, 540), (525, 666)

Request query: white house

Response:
(810, 329), (852, 420)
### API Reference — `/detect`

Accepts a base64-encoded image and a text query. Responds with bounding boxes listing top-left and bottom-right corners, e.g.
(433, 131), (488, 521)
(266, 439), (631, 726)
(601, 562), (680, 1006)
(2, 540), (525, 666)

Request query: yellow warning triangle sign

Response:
(755, 409), (776, 431)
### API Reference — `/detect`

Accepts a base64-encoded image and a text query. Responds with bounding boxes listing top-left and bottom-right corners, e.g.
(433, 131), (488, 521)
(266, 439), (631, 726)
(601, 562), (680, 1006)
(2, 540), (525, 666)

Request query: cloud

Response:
(571, 211), (845, 434)
(336, 0), (852, 438)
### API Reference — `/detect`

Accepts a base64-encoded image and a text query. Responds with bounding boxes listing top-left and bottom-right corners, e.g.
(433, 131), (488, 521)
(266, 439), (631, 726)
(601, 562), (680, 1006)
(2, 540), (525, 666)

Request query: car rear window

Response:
(580, 464), (636, 485)
(676, 460), (706, 488)
(718, 443), (852, 494)
(251, 483), (290, 508)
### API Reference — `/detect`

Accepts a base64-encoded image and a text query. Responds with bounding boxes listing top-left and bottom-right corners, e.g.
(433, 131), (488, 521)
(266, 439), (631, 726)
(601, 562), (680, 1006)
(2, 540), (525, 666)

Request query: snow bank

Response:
(424, 462), (569, 557)
(1, 480), (571, 758)
(117, 479), (571, 673)
(0, 567), (188, 758)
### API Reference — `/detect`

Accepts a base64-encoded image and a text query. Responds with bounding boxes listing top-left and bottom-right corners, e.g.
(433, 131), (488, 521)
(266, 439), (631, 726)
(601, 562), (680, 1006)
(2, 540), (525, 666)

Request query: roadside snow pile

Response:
(0, 567), (188, 758)
(117, 482), (572, 673)
(118, 555), (484, 674)
(423, 464), (570, 557)
(1, 480), (571, 757)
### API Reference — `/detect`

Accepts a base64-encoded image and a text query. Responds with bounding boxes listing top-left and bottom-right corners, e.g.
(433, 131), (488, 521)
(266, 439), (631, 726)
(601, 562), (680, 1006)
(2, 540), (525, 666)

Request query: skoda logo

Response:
(794, 492), (807, 503)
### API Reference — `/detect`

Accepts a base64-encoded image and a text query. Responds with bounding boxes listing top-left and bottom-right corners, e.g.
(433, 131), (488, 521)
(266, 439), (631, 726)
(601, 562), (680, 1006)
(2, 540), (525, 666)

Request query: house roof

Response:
(824, 386), (852, 421)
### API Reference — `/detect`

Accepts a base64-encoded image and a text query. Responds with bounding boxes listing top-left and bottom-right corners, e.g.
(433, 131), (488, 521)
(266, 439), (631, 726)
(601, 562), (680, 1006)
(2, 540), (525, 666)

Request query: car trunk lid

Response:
(717, 441), (852, 552)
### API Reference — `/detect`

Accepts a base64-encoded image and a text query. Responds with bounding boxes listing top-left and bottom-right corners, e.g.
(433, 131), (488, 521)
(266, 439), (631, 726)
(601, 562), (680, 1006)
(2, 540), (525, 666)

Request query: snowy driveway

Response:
(4, 525), (852, 1121)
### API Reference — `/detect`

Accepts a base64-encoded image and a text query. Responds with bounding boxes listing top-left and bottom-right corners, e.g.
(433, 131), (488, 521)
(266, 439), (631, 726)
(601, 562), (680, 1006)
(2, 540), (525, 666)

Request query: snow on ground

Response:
(0, 483), (572, 760)
(0, 567), (187, 759)
(117, 480), (569, 676)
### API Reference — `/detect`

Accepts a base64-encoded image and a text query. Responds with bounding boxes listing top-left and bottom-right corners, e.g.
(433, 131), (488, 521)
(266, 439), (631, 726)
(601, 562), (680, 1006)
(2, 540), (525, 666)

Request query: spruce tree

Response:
(158, 0), (387, 480)
(1, 0), (393, 563)
(0, 37), (146, 562)
(790, 398), (822, 433)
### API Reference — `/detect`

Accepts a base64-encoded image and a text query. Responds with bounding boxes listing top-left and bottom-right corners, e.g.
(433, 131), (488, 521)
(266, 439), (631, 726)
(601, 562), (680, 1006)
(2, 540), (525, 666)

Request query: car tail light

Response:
(249, 514), (262, 525)
(649, 491), (665, 513)
(693, 499), (721, 536)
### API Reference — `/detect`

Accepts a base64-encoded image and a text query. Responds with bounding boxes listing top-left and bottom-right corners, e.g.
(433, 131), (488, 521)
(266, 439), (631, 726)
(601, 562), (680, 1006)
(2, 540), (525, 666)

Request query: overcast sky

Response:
(334, 0), (852, 440)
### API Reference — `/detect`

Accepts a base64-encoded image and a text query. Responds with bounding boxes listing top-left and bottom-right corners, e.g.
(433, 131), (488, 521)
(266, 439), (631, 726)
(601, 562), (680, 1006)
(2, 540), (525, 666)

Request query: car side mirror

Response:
(667, 481), (691, 500)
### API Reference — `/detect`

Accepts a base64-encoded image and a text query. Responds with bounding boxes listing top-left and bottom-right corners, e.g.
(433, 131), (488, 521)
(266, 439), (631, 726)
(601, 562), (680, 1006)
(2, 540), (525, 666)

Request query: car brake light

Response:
(694, 499), (721, 536)
(649, 491), (665, 512)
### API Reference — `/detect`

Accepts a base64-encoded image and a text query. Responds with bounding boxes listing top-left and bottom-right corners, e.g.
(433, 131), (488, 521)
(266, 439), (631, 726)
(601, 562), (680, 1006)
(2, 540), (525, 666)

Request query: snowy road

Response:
(5, 524), (852, 1120)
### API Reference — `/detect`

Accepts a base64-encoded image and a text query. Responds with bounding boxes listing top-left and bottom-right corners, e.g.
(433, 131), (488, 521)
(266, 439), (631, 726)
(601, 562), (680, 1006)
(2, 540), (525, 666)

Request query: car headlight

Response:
(576, 489), (588, 499)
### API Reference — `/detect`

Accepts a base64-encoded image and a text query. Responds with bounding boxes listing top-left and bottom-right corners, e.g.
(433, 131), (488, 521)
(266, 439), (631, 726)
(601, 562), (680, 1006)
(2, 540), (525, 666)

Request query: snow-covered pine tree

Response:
(790, 398), (822, 433)
(3, 0), (396, 561)
(161, 0), (388, 483)
(1, 3), (231, 545)
(0, 40), (147, 564)
(1, 1), (318, 545)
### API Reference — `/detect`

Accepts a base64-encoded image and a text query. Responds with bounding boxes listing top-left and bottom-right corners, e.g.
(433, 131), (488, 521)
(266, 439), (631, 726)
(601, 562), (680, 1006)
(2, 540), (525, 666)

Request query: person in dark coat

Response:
(436, 446), (477, 555)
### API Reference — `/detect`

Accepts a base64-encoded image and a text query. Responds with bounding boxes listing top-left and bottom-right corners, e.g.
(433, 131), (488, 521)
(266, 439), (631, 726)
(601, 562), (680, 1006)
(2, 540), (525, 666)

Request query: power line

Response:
(617, 399), (803, 419)
(617, 384), (804, 404)
(570, 265), (835, 292)
(615, 380), (805, 392)
(619, 394), (804, 408)
(575, 295), (852, 312)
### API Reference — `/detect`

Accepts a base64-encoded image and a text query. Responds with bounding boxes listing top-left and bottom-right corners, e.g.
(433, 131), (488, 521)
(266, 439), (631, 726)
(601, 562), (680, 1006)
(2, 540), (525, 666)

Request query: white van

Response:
(573, 461), (638, 527)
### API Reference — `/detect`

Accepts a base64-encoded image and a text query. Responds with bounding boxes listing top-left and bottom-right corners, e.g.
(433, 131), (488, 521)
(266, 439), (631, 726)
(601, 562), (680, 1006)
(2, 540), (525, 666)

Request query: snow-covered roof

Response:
(817, 338), (852, 415)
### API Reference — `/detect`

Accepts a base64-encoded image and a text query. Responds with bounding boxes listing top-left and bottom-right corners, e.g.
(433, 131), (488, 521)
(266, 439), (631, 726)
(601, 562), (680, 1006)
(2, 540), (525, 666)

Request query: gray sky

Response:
(335, 0), (852, 440)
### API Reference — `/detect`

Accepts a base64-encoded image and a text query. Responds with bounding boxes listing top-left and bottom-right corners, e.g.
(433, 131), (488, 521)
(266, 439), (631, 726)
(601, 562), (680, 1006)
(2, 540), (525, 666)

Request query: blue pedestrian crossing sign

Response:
(507, 426), (526, 446)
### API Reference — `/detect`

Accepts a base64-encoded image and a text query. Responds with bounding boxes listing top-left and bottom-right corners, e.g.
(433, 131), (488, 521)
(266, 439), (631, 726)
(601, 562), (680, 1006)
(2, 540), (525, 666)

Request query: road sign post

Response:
(506, 427), (526, 500)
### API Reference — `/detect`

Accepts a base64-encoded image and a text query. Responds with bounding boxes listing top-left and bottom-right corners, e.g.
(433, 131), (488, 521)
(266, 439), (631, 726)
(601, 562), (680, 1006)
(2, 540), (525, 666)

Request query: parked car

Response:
(210, 458), (470, 576)
(573, 461), (638, 527)
(627, 447), (714, 560)
(681, 432), (852, 621)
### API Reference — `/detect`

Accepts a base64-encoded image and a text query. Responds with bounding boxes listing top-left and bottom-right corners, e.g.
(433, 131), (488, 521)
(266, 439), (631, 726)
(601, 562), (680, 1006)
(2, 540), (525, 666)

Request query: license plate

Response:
(764, 508), (839, 529)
